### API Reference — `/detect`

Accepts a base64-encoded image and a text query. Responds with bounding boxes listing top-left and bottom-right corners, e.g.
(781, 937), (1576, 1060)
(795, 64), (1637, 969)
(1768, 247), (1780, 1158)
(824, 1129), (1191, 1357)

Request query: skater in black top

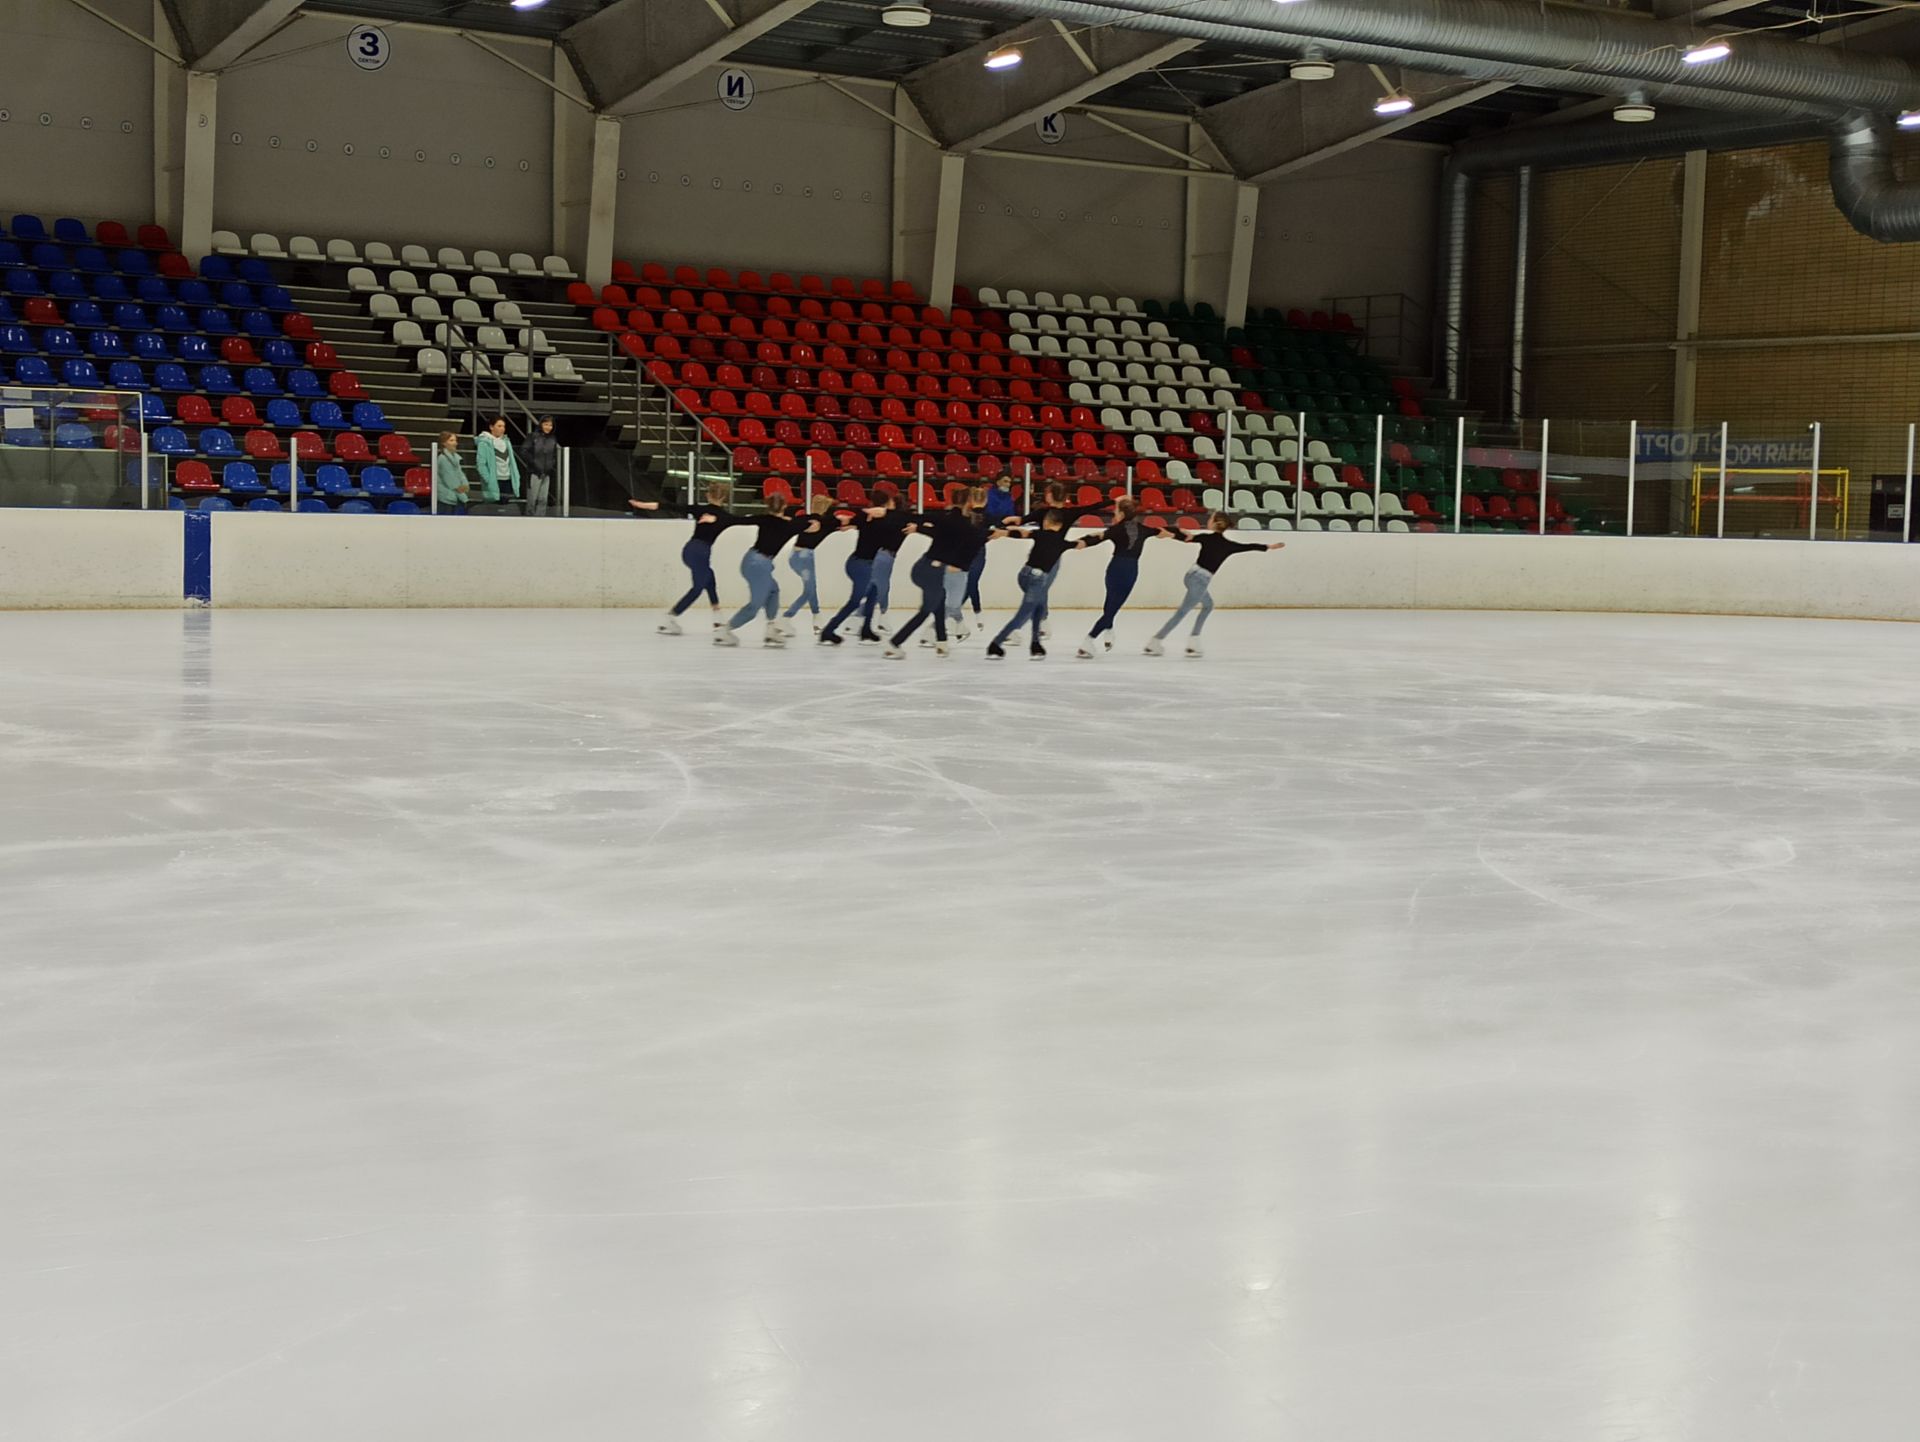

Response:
(647, 482), (745, 635)
(1144, 513), (1284, 658)
(1074, 495), (1156, 659)
(987, 511), (1085, 660)
(818, 497), (907, 645)
(885, 487), (1008, 658)
(782, 494), (843, 628)
(716, 494), (820, 648)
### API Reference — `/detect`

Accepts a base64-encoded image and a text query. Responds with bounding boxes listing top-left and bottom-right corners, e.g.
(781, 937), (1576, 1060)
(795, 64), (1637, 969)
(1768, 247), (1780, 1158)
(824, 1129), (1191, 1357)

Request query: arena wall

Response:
(0, 510), (184, 609)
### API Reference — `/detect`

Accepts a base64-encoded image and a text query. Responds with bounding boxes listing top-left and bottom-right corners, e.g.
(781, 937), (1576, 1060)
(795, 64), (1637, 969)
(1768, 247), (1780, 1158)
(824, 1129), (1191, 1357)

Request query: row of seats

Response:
(145, 427), (411, 462)
(173, 460), (426, 499)
(349, 268), (512, 304)
(0, 262), (293, 312)
(414, 348), (580, 383)
(1, 356), (365, 400)
(581, 284), (986, 335)
(175, 495), (426, 514)
(9, 390), (388, 432)
(213, 232), (576, 279)
(3, 327), (336, 368)
(616, 261), (918, 303)
(2, 215), (171, 248)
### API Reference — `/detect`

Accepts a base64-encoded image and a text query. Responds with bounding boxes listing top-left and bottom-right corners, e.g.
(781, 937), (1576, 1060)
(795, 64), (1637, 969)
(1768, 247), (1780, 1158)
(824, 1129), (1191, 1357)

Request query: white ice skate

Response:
(882, 643), (904, 660)
(714, 630), (740, 647)
(1076, 642), (1097, 660)
(934, 641), (951, 658)
(763, 629), (786, 649)
(1143, 638), (1164, 656)
(657, 615), (682, 635)
(1185, 640), (1204, 658)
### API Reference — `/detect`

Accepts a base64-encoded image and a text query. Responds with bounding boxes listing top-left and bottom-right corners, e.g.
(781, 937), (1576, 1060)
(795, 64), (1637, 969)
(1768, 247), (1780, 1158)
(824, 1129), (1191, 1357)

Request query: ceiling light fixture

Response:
(1373, 91), (1415, 116)
(882, 1), (932, 25)
(1682, 38), (1731, 64)
(1899, 109), (1920, 129)
(1614, 93), (1656, 122)
(1290, 47), (1334, 81)
(509, 0), (549, 9)
(984, 45), (1024, 70)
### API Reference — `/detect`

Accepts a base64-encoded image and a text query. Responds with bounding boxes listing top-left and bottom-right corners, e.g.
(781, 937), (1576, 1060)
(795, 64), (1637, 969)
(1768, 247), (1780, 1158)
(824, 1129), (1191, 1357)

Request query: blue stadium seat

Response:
(127, 393), (167, 422)
(197, 365), (237, 395)
(296, 497), (330, 513)
(62, 358), (101, 388)
(337, 499), (374, 514)
(200, 255), (233, 282)
(156, 304), (192, 332)
(92, 275), (130, 302)
(151, 426), (191, 455)
(309, 400), (347, 431)
(7, 270), (44, 297)
(89, 330), (125, 358)
(0, 240), (22, 266)
(74, 246), (110, 273)
(54, 422), (95, 448)
(243, 366), (279, 397)
(268, 462), (295, 494)
(288, 368), (323, 397)
(53, 218), (87, 244)
(197, 495), (233, 511)
(240, 309), (274, 338)
(132, 332), (167, 362)
(167, 497), (185, 510)
(69, 299), (104, 328)
(246, 496), (283, 511)
(199, 427), (238, 457)
(0, 298), (12, 323)
(117, 248), (152, 276)
(200, 308), (234, 336)
(178, 280), (213, 306)
(137, 276), (172, 304)
(153, 363), (190, 391)
(4, 427), (43, 446)
(220, 281), (254, 308)
(107, 360), (146, 391)
(224, 462), (266, 496)
(264, 398), (299, 428)
(30, 243), (64, 269)
(10, 215), (47, 242)
(0, 325), (33, 353)
(360, 465), (401, 497)
(48, 272), (86, 299)
(127, 457), (164, 488)
(351, 401), (391, 432)
(114, 303), (150, 331)
(260, 286), (294, 312)
(177, 334), (213, 363)
(237, 259), (273, 285)
(386, 499), (421, 515)
(315, 463), (356, 496)
(14, 356), (53, 384)
(42, 328), (80, 356)
(260, 339), (297, 368)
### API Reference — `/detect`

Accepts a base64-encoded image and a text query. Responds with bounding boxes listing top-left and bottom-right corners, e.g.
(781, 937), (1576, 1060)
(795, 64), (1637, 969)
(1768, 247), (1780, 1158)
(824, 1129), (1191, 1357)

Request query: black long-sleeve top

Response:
(851, 510), (912, 561)
(1085, 517), (1153, 560)
(1176, 530), (1269, 574)
(792, 512), (841, 551)
(691, 507), (745, 545)
(1022, 527), (1079, 573)
(748, 514), (803, 557)
(922, 509), (992, 567)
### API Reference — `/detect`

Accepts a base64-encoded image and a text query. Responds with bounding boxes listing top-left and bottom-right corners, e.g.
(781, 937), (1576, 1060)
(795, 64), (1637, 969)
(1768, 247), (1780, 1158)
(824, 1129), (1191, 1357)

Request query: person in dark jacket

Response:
(521, 414), (558, 516)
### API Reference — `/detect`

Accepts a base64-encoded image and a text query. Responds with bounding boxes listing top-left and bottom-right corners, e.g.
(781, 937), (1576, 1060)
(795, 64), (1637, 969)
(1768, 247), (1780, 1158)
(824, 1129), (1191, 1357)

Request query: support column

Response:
(180, 70), (219, 263)
(1182, 120), (1206, 306)
(153, 2), (184, 236)
(890, 86), (915, 285)
(584, 114), (621, 291)
(1224, 182), (1258, 330)
(1509, 165), (1532, 423)
(552, 51), (593, 259)
(929, 151), (965, 312)
(1673, 148), (1707, 430)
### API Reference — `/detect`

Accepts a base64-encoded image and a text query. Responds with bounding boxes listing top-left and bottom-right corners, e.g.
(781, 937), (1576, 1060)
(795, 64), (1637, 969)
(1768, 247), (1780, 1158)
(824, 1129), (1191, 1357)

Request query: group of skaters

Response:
(633, 480), (1284, 660)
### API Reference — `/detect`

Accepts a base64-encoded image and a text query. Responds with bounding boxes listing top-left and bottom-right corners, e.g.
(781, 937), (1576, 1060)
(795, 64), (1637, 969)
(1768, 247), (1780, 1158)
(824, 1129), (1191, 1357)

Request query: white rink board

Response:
(0, 509), (182, 610)
(207, 513), (1920, 621)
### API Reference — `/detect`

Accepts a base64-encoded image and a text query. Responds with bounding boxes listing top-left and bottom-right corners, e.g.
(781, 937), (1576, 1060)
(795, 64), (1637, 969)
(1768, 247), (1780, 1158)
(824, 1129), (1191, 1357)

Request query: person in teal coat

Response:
(473, 416), (522, 506)
(434, 431), (470, 514)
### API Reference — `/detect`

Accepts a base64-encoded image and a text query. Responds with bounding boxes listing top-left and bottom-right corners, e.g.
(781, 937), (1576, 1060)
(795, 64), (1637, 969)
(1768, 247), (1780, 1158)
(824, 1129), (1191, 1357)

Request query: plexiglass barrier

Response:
(0, 386), (155, 510)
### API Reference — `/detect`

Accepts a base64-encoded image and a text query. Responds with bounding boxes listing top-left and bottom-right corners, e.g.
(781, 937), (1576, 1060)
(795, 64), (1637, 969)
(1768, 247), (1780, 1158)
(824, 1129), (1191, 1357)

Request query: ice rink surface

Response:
(6, 604), (1920, 1442)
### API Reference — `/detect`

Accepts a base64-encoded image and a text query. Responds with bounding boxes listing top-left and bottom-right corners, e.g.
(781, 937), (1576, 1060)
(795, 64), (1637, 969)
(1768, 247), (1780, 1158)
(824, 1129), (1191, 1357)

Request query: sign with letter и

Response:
(1036, 112), (1066, 145)
(347, 23), (390, 71)
(719, 69), (755, 111)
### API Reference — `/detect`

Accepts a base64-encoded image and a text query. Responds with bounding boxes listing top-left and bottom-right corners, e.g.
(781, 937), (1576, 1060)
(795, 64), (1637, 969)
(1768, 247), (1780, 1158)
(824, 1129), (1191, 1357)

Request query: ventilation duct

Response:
(1829, 112), (1920, 243)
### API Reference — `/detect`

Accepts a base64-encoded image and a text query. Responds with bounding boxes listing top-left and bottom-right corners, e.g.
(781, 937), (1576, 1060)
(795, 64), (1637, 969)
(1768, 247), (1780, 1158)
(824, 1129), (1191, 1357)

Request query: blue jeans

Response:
(964, 547), (986, 612)
(890, 556), (950, 645)
(859, 549), (896, 628)
(1154, 565), (1214, 639)
(727, 550), (780, 630)
(1089, 554), (1139, 636)
(991, 564), (1055, 648)
(783, 549), (819, 617)
(943, 568), (968, 627)
(821, 554), (874, 639)
(670, 538), (718, 616)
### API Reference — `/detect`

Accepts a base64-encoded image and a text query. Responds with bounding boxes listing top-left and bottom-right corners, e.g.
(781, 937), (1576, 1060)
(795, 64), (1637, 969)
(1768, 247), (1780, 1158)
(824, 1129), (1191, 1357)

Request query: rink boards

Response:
(2, 508), (1917, 620)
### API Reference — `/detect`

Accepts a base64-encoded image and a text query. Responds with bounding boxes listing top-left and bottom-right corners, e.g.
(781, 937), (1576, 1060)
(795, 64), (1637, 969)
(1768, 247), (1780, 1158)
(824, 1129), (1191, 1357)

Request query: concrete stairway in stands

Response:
(283, 282), (449, 463)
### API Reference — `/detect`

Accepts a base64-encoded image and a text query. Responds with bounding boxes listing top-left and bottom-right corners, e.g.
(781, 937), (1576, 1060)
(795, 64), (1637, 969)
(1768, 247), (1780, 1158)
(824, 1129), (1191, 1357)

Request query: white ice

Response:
(5, 606), (1920, 1442)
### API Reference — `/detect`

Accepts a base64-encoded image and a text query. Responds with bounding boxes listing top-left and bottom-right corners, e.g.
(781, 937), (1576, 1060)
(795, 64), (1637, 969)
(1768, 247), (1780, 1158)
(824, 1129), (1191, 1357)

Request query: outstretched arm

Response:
(627, 498), (662, 511)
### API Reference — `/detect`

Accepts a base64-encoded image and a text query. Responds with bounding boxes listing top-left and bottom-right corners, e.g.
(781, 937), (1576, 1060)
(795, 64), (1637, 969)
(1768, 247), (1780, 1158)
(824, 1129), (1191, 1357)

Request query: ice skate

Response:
(882, 642), (904, 659)
(934, 641), (951, 658)
(1076, 642), (1096, 659)
(817, 631), (844, 646)
(1185, 640), (1204, 658)
(1030, 640), (1047, 660)
(713, 629), (740, 648)
(657, 615), (682, 635)
(985, 642), (1006, 659)
(1143, 638), (1164, 656)
(763, 629), (786, 649)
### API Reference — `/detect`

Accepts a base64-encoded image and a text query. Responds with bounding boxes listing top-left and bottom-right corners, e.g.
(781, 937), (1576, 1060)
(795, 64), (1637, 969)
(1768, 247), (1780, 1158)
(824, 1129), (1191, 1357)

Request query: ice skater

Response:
(1021, 480), (1074, 639)
(716, 495), (818, 648)
(886, 487), (1006, 659)
(986, 510), (1085, 660)
(857, 493), (914, 639)
(1075, 495), (1153, 659)
(818, 495), (911, 647)
(647, 482), (740, 635)
(782, 494), (842, 630)
(1143, 514), (1285, 658)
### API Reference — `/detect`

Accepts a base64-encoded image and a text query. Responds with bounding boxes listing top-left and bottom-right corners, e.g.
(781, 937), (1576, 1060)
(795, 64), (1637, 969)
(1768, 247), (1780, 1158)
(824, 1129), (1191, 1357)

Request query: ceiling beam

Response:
(558, 0), (816, 115)
(1200, 69), (1505, 185)
(155, 0), (301, 70)
(899, 19), (1200, 153)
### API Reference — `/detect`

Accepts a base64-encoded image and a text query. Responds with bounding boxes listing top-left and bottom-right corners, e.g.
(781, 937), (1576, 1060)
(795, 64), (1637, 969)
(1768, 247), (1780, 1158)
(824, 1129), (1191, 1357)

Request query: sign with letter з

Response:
(347, 23), (391, 71)
(719, 69), (755, 110)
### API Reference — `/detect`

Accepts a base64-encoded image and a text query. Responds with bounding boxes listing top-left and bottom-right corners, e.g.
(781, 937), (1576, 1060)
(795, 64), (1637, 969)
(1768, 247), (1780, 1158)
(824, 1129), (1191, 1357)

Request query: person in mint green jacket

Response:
(474, 416), (522, 506)
(434, 431), (470, 514)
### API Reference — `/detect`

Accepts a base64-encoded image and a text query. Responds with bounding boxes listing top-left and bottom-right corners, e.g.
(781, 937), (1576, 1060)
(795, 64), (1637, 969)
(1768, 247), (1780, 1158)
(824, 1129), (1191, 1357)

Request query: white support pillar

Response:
(929, 151), (965, 312)
(1673, 149), (1707, 430)
(891, 86), (916, 285)
(1182, 119), (1206, 306)
(552, 50), (593, 259)
(1224, 182), (1258, 330)
(180, 70), (219, 264)
(153, 2), (182, 236)
(584, 114), (622, 291)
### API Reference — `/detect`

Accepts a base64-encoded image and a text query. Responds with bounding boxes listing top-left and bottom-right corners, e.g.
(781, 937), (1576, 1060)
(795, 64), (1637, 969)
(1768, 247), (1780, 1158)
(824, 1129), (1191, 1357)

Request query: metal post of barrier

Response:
(916, 456), (926, 512)
(687, 449), (697, 509)
(804, 452), (813, 511)
(291, 455), (302, 513)
(1126, 461), (1135, 501)
(1453, 416), (1466, 534)
(1905, 423), (1915, 545)
(139, 420), (150, 511)
(1807, 421), (1822, 540)
(1222, 405), (1236, 516)
(1716, 421), (1729, 539)
(1022, 458), (1033, 510)
(1372, 413), (1384, 534)
(560, 446), (571, 518)
(1537, 417), (1550, 536)
(1626, 419), (1637, 537)
(1294, 409), (1307, 524)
